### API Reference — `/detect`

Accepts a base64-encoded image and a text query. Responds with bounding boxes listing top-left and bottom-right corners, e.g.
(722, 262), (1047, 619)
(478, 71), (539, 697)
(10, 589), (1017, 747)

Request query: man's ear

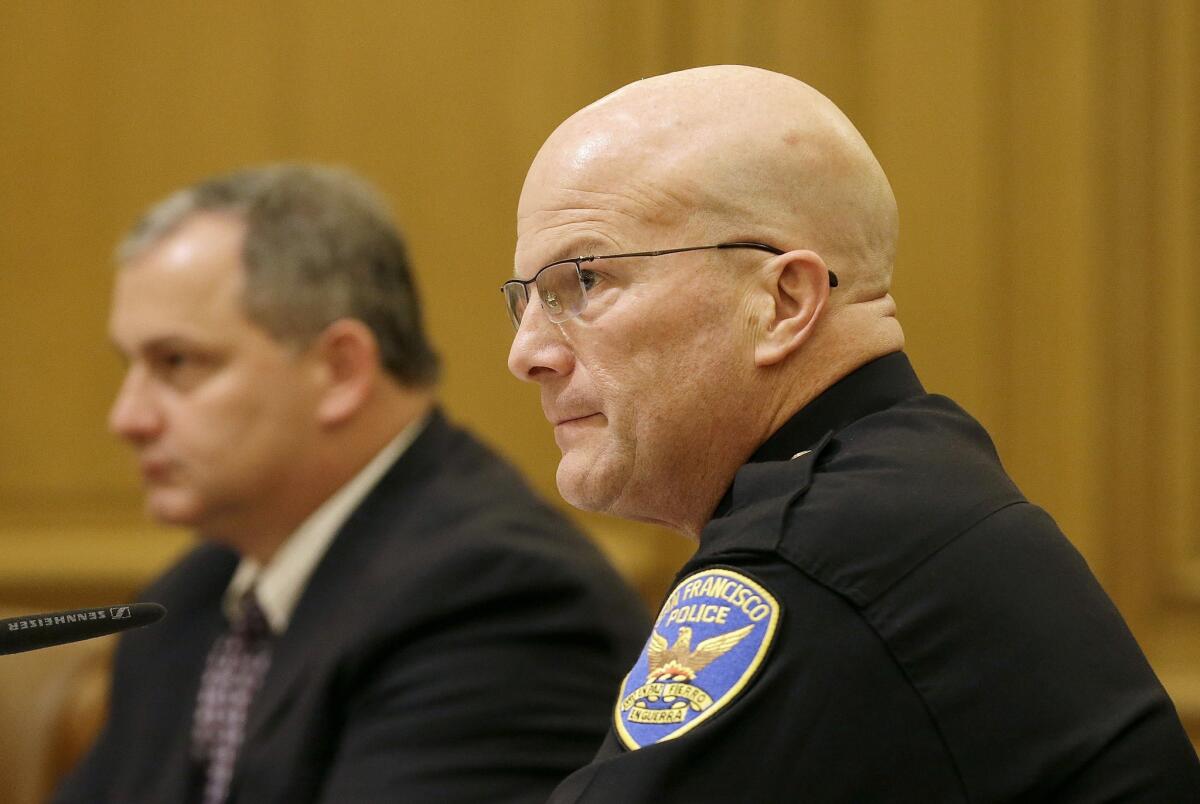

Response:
(753, 250), (832, 367)
(312, 319), (380, 426)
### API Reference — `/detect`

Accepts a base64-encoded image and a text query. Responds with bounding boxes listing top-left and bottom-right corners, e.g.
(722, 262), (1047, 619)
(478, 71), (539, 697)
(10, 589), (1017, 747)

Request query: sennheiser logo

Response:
(7, 610), (107, 630)
(110, 606), (132, 620)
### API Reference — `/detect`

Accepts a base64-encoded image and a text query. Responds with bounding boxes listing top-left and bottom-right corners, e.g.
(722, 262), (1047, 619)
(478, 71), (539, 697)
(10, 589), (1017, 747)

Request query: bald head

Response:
(520, 65), (899, 302)
(510, 67), (904, 536)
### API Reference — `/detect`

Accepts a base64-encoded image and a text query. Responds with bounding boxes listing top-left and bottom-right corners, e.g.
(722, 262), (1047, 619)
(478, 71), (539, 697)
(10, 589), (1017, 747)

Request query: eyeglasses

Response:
(501, 241), (837, 330)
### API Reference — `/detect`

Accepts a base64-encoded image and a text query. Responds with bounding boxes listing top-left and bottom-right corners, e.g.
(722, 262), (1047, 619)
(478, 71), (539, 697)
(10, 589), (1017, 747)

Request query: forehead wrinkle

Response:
(516, 188), (674, 273)
(520, 182), (681, 225)
(522, 144), (691, 215)
(520, 206), (646, 232)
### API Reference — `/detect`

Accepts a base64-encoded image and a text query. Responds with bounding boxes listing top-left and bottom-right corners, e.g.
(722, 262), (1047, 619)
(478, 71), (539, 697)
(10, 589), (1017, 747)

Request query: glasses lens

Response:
(537, 263), (586, 323)
(502, 282), (528, 330)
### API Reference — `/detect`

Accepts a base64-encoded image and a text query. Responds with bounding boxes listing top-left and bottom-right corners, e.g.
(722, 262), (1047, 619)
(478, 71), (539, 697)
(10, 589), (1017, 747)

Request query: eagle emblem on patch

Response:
(615, 567), (780, 750)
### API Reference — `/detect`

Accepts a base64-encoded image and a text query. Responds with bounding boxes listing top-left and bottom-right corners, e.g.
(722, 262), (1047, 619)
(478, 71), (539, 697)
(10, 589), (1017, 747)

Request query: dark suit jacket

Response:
(55, 411), (649, 803)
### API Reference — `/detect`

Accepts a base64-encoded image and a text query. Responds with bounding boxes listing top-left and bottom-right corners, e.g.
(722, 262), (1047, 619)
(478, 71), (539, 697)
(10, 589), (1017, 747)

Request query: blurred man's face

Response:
(508, 151), (756, 531)
(108, 212), (321, 544)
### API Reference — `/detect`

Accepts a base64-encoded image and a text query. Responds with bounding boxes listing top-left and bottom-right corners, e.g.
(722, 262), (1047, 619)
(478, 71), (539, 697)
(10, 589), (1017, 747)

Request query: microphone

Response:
(0, 602), (166, 655)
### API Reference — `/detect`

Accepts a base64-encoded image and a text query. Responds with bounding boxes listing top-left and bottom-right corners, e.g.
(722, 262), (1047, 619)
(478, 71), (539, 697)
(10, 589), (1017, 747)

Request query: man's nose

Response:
(108, 368), (164, 443)
(507, 295), (575, 383)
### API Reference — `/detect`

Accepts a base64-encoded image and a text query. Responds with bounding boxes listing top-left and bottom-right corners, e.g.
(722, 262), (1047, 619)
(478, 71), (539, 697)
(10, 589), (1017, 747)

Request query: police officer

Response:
(503, 65), (1200, 802)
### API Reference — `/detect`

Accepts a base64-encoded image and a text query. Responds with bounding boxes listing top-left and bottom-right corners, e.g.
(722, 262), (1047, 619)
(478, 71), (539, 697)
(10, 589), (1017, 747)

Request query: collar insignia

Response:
(615, 567), (780, 750)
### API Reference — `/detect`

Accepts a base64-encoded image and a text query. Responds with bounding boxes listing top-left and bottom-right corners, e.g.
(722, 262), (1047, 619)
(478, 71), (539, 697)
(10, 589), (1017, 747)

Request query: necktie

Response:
(191, 589), (273, 804)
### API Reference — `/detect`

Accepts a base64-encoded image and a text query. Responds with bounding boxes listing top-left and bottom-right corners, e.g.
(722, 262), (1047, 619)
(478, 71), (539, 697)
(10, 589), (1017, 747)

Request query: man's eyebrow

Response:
(538, 237), (618, 266)
(139, 335), (189, 350)
(514, 231), (623, 279)
(121, 334), (216, 357)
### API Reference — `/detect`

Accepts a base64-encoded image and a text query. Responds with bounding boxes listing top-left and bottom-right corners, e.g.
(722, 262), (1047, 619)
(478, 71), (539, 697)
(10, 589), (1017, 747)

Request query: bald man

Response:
(504, 66), (1200, 802)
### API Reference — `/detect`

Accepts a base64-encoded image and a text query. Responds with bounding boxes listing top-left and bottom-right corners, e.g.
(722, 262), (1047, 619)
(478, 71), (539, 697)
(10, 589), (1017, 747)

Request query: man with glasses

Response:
(506, 66), (1200, 801)
(55, 164), (649, 804)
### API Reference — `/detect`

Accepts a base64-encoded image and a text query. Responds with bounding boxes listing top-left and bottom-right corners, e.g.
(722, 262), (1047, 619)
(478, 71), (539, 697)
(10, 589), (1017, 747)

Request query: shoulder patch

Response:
(615, 566), (780, 750)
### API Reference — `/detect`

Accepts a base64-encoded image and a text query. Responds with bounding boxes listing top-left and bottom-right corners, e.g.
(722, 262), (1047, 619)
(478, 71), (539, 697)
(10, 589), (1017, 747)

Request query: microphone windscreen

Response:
(0, 602), (167, 655)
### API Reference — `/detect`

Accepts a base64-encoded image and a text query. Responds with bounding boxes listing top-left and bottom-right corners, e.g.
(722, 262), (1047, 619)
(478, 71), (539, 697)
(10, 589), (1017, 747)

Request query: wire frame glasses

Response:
(501, 241), (837, 331)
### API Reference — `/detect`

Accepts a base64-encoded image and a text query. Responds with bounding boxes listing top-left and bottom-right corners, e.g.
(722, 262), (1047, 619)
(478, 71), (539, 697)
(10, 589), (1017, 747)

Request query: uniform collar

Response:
(709, 352), (923, 522)
(747, 351), (924, 465)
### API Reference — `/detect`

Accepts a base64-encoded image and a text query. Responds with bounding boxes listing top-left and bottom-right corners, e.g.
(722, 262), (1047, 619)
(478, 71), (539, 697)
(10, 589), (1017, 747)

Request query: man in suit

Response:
(503, 66), (1200, 801)
(55, 164), (648, 803)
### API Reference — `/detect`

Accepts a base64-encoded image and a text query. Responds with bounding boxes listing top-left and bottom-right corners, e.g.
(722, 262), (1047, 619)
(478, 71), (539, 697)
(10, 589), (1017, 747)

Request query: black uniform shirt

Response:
(551, 352), (1200, 803)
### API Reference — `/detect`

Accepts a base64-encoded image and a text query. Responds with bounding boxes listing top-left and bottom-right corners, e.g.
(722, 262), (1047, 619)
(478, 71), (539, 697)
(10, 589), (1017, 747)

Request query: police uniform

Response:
(550, 353), (1200, 803)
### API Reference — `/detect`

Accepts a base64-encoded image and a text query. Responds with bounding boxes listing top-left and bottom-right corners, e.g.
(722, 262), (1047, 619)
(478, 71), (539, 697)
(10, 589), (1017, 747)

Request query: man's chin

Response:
(555, 457), (620, 515)
(143, 491), (204, 528)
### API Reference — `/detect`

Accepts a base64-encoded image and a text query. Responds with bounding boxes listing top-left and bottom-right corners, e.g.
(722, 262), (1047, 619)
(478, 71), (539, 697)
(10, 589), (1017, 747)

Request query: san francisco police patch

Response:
(615, 567), (780, 750)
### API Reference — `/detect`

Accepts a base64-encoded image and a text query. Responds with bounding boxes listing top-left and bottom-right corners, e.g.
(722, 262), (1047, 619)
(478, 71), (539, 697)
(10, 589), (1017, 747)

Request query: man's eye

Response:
(148, 350), (215, 388)
(155, 352), (193, 373)
(579, 269), (600, 291)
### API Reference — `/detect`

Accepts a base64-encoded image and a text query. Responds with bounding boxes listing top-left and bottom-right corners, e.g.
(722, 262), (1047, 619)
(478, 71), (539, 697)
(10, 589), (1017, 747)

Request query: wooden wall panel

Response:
(0, 0), (1195, 750)
(1156, 0), (1200, 599)
(1139, 0), (1200, 742)
(863, 0), (1003, 440)
(989, 0), (1111, 569)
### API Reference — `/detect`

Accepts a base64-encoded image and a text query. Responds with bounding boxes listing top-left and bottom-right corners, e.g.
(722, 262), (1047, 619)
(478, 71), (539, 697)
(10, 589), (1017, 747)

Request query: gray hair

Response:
(118, 164), (440, 387)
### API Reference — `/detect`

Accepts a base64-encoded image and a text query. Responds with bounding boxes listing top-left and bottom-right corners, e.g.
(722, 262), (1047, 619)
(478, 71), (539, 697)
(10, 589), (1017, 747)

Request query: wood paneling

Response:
(0, 0), (1195, 760)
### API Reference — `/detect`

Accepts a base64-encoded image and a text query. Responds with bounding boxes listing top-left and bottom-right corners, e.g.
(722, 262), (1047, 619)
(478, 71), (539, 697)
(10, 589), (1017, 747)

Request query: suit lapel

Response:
(239, 411), (454, 744)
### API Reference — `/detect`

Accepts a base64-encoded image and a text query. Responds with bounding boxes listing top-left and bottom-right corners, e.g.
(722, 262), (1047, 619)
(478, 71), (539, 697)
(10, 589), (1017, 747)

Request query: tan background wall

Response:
(1, 0), (1197, 779)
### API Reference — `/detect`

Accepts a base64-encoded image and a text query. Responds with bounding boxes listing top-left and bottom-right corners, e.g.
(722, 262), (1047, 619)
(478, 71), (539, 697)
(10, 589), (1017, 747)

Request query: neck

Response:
(763, 298), (904, 438)
(663, 315), (903, 539)
(210, 386), (435, 563)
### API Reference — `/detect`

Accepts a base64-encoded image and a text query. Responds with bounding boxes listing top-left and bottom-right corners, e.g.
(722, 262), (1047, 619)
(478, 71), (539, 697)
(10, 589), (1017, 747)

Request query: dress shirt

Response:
(222, 412), (430, 633)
